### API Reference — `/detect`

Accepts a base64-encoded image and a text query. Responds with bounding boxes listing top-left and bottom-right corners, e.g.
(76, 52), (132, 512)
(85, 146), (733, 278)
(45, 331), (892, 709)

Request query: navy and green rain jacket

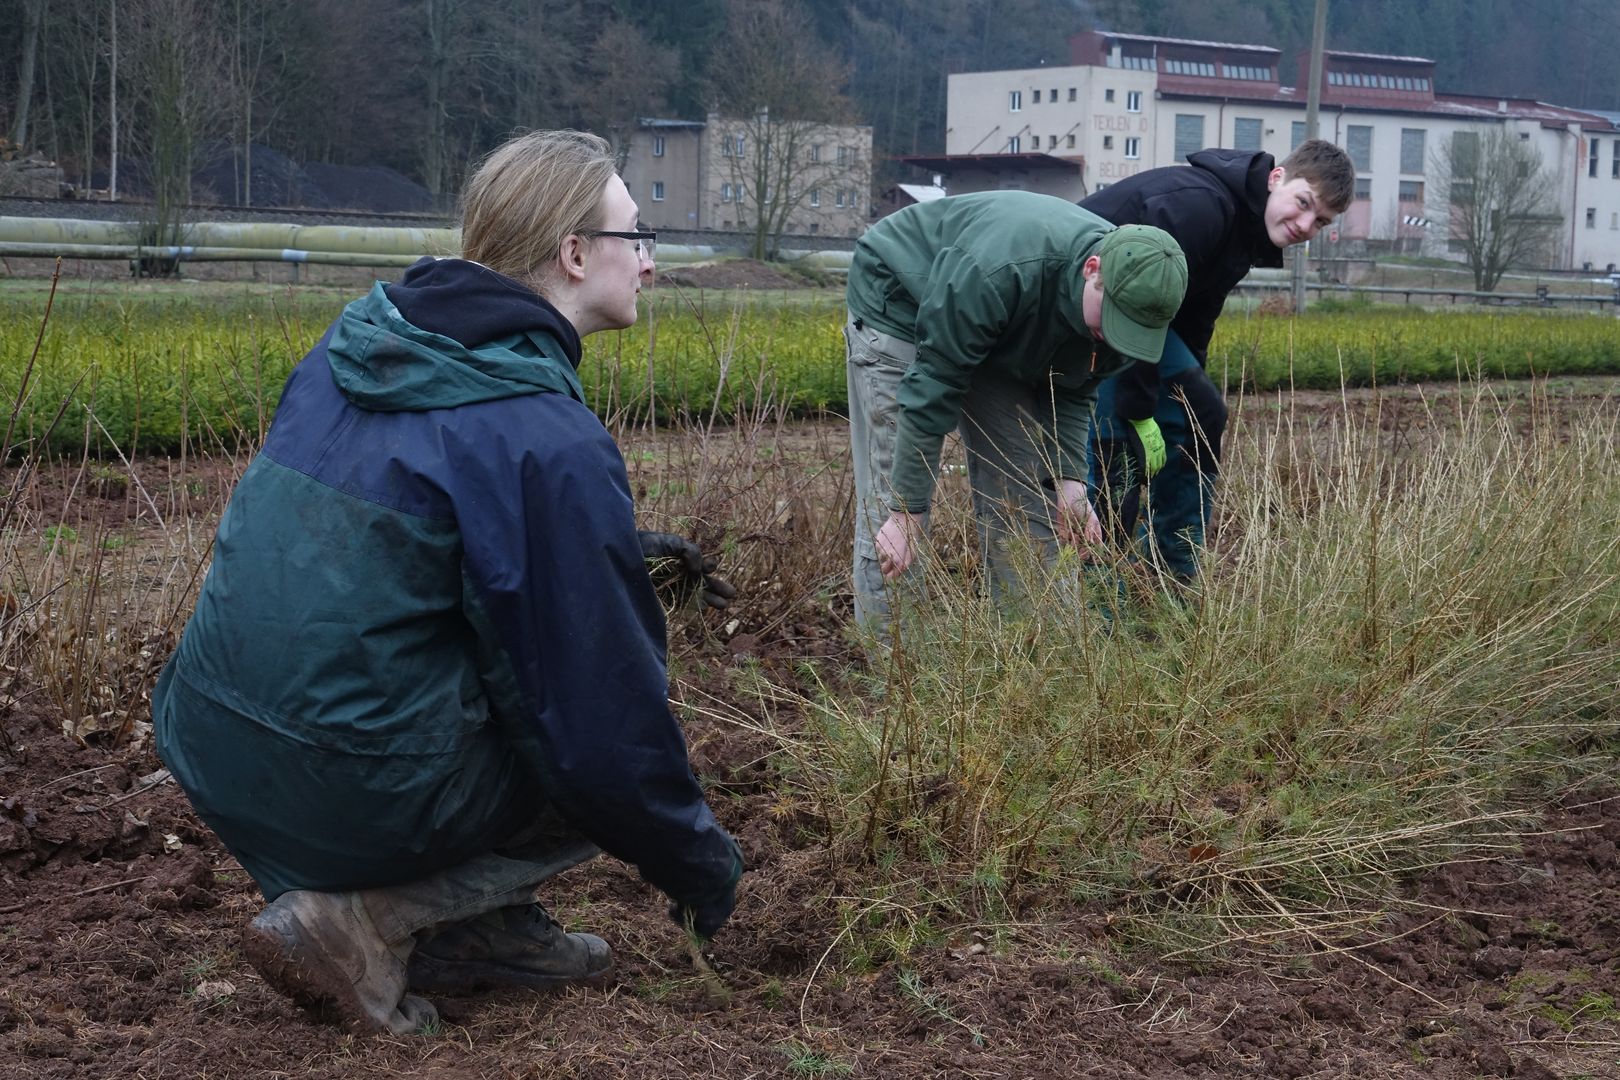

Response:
(154, 257), (741, 905)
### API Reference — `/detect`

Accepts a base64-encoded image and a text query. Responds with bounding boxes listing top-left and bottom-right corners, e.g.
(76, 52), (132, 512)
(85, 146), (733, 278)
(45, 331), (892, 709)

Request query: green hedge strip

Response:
(1, 293), (1616, 454)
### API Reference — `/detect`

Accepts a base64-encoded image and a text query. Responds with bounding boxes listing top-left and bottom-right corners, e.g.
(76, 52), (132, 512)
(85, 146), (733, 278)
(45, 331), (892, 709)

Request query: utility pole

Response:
(1292, 0), (1328, 314)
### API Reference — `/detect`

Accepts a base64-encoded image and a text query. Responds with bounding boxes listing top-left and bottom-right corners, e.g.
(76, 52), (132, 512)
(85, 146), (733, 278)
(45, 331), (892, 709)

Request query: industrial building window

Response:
(1614, 139), (1620, 178)
(1590, 139), (1600, 178)
(653, 136), (665, 157)
(836, 190), (846, 208)
(809, 188), (819, 207)
(1124, 137), (1141, 159)
(1346, 125), (1373, 171)
(1354, 177), (1371, 200)
(1587, 207), (1597, 229)
(1233, 117), (1263, 152)
(810, 144), (820, 162)
(1032, 89), (1041, 104)
(1067, 134), (1076, 148)
(1126, 90), (1142, 113)
(1105, 89), (1115, 103)
(1049, 135), (1057, 149)
(1400, 129), (1425, 174)
(1399, 180), (1424, 202)
(1103, 136), (1113, 149)
(1164, 59), (1216, 76)
(1007, 136), (1021, 153)
(1069, 87), (1077, 101)
(1009, 90), (1022, 112)
(1291, 122), (1307, 151)
(721, 183), (732, 202)
(1174, 114), (1205, 162)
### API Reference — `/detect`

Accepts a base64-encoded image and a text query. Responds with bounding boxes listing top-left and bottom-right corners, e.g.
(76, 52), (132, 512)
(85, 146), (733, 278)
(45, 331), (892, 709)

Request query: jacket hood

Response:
(1187, 148), (1275, 218)
(327, 257), (585, 412)
(1187, 149), (1283, 267)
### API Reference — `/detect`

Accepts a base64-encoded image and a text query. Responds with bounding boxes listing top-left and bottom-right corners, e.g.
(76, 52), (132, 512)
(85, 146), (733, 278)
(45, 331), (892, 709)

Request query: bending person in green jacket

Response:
(845, 191), (1188, 633)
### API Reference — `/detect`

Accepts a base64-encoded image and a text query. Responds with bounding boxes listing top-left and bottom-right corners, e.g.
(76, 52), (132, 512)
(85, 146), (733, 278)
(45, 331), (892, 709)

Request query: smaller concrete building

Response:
(620, 114), (873, 241)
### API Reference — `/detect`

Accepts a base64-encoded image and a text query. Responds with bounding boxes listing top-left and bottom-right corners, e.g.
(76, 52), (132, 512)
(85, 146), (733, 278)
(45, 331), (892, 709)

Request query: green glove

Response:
(1128, 418), (1166, 478)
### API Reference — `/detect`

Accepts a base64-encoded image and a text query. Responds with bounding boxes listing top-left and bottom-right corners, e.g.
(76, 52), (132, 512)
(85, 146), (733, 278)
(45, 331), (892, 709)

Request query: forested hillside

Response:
(1, 0), (1613, 201)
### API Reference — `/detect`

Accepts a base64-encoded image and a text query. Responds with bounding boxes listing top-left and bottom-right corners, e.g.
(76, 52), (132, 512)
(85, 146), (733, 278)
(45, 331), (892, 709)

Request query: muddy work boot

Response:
(407, 903), (613, 995)
(242, 889), (438, 1035)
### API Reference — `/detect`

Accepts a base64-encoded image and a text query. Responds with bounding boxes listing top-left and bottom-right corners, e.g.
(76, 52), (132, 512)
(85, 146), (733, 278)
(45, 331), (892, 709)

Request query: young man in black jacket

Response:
(1081, 139), (1354, 582)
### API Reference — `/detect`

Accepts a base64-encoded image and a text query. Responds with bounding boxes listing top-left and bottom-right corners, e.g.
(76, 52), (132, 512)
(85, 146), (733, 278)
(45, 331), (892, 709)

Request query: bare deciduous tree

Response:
(1433, 127), (1564, 292)
(711, 0), (866, 259)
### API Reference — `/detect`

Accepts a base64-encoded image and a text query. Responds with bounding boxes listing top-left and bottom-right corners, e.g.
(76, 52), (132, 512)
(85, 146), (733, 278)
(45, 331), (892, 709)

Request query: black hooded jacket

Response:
(1081, 149), (1283, 419)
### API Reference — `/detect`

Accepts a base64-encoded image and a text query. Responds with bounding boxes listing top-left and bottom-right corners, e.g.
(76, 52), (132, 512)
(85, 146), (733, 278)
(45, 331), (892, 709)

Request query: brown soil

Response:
(4, 386), (1620, 1077)
(655, 258), (814, 291)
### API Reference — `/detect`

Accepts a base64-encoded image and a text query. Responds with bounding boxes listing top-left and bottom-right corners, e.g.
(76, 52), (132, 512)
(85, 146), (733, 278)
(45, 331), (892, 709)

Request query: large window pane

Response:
(1174, 114), (1206, 162)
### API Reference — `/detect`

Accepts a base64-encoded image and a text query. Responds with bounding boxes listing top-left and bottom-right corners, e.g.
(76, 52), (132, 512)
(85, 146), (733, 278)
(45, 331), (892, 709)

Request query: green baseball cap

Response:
(1097, 225), (1188, 362)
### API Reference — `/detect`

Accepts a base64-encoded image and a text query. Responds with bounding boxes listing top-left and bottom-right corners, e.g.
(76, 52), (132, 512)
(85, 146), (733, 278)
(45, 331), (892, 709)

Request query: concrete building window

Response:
(1586, 207), (1597, 229)
(835, 190), (845, 208)
(1223, 65), (1272, 81)
(1400, 129), (1425, 174)
(1174, 114), (1205, 162)
(1049, 135), (1058, 149)
(1612, 211), (1618, 229)
(1007, 136), (1021, 153)
(810, 144), (820, 162)
(1103, 135), (1113, 150)
(1233, 117), (1263, 152)
(721, 183), (733, 202)
(837, 145), (849, 164)
(809, 223), (819, 234)
(1291, 121), (1307, 151)
(1164, 59), (1216, 76)
(1354, 177), (1371, 200)
(1105, 89), (1115, 103)
(1613, 139), (1619, 178)
(1126, 90), (1142, 113)
(1069, 87), (1077, 101)
(1032, 89), (1041, 104)
(809, 188), (819, 207)
(1399, 180), (1424, 202)
(653, 136), (665, 157)
(1346, 125), (1373, 171)
(1009, 90), (1022, 112)
(1590, 138), (1600, 178)
(1050, 87), (1057, 100)
(1066, 133), (1075, 149)
(652, 181), (665, 202)
(1124, 137), (1141, 159)
(1119, 54), (1155, 71)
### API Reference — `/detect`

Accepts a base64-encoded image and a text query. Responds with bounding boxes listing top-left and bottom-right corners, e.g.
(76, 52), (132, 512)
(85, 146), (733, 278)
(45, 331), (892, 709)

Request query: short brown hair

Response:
(1279, 138), (1355, 214)
(459, 129), (618, 292)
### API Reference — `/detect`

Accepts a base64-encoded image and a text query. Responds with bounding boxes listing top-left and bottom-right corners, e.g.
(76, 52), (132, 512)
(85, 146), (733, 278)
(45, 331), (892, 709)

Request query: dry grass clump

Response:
(751, 378), (1620, 958)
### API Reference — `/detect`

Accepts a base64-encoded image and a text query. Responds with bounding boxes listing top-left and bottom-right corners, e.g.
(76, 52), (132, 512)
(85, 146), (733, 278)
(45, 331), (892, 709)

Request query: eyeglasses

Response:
(590, 227), (656, 261)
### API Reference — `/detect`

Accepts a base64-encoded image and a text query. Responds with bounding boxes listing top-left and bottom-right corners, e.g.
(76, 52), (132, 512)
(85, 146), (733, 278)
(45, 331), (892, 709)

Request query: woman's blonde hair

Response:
(459, 129), (617, 292)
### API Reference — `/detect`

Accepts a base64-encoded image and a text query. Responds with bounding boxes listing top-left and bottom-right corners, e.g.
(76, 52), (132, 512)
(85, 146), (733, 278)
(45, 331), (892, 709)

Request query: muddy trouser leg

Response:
(360, 804), (599, 946)
(845, 315), (927, 637)
(1145, 365), (1227, 583)
(956, 366), (1071, 612)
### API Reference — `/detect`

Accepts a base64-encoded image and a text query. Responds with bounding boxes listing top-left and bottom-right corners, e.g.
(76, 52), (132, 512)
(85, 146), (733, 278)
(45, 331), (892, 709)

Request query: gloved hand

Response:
(637, 531), (738, 610)
(1127, 417), (1166, 478)
(668, 840), (744, 940)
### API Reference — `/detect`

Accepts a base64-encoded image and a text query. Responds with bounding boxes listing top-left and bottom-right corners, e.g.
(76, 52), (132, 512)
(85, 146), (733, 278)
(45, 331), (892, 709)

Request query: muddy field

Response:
(3, 385), (1619, 1079)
